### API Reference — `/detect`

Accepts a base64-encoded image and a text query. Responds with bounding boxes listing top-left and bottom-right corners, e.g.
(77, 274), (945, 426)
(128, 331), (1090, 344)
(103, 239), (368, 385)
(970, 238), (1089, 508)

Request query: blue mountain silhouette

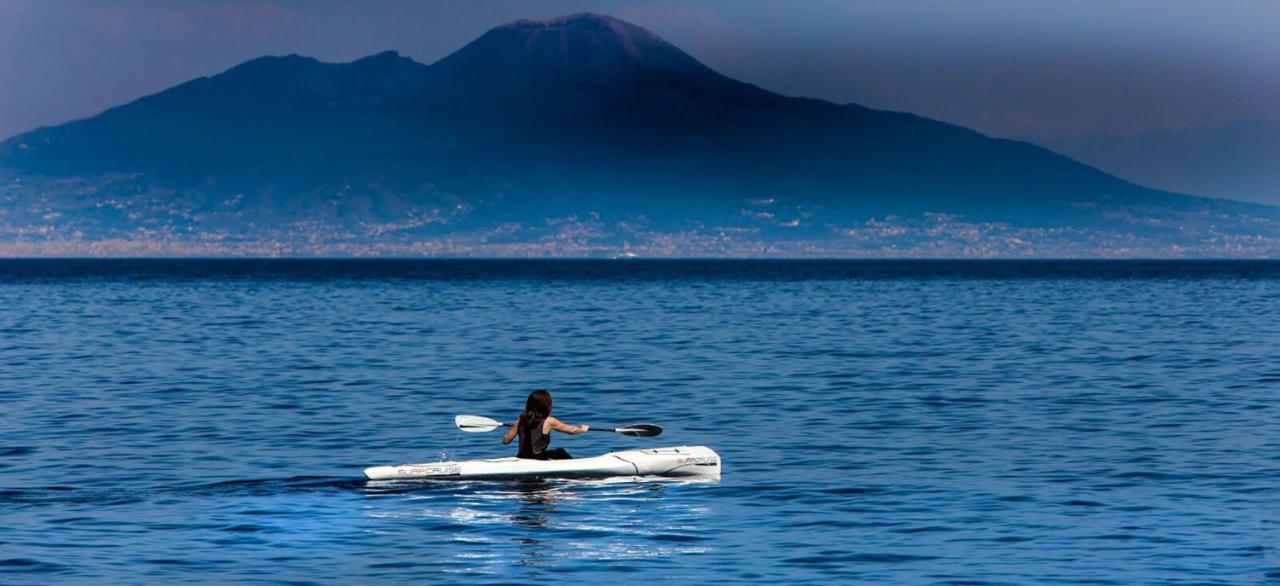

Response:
(1, 14), (1275, 255)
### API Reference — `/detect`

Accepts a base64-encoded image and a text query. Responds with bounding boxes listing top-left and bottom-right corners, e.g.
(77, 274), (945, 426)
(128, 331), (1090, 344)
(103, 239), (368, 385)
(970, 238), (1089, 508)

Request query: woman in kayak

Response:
(502, 389), (588, 460)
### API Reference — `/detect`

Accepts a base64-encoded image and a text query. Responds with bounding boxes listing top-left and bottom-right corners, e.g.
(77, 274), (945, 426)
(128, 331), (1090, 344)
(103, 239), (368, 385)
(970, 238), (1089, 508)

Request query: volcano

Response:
(1, 13), (1276, 256)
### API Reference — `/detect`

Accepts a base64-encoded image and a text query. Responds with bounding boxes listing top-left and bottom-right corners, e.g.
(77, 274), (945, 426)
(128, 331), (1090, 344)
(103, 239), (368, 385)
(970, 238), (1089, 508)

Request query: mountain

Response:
(1, 13), (1277, 257)
(1030, 121), (1280, 207)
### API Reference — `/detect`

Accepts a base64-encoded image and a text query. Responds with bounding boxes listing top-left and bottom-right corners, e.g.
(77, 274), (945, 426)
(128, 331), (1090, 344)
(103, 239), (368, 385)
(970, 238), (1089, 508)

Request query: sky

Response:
(1, 0), (1278, 141)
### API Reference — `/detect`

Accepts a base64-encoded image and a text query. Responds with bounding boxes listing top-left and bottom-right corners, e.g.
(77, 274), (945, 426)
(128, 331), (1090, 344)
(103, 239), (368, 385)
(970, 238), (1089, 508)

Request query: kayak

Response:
(364, 445), (721, 481)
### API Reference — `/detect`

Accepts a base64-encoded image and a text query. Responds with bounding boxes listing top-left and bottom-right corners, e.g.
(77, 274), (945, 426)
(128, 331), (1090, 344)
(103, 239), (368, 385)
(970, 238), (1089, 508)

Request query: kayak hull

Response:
(364, 445), (721, 481)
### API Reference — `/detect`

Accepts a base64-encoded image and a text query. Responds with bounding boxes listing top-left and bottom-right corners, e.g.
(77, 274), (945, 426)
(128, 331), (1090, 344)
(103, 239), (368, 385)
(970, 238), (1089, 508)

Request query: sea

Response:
(1, 259), (1277, 584)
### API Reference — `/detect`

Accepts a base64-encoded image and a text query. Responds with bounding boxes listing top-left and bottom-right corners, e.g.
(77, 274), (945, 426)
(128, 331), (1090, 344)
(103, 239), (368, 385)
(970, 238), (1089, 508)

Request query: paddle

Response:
(455, 415), (662, 437)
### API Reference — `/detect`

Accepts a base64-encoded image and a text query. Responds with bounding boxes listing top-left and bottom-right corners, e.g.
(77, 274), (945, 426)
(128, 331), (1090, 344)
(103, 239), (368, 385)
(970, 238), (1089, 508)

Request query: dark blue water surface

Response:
(2, 260), (1278, 584)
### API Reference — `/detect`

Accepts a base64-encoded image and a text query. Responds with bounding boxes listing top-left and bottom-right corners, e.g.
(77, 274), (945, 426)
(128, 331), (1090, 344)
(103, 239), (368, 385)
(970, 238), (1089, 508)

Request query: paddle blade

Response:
(614, 424), (663, 437)
(456, 415), (503, 432)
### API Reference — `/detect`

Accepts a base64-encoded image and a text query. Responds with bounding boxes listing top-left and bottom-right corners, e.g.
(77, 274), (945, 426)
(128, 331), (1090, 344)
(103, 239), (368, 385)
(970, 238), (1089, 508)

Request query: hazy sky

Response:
(2, 0), (1277, 140)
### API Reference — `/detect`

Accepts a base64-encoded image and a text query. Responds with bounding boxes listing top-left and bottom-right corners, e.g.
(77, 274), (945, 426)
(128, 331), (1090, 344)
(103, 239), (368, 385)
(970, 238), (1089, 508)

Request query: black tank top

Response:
(517, 417), (550, 459)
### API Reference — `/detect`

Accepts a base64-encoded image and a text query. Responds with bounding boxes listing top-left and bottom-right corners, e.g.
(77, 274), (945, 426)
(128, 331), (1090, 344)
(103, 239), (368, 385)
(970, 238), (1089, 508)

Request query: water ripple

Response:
(0, 260), (1277, 583)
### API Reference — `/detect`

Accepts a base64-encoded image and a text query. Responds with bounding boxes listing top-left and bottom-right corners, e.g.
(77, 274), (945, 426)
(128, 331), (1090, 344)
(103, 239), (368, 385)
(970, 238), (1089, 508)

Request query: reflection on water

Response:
(510, 480), (559, 530)
(511, 481), (559, 568)
(358, 477), (711, 576)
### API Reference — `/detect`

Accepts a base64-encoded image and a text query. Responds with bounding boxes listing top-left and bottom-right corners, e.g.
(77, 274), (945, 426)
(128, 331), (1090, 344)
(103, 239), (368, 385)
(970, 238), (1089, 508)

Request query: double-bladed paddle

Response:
(455, 414), (662, 437)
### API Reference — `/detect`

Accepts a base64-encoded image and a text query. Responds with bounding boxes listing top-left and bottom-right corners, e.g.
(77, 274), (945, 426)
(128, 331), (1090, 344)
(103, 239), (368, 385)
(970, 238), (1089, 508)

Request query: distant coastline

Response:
(1, 257), (1277, 285)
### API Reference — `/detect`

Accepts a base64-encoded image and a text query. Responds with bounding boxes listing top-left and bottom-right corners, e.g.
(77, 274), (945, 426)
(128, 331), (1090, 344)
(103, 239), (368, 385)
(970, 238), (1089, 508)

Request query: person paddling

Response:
(502, 389), (588, 460)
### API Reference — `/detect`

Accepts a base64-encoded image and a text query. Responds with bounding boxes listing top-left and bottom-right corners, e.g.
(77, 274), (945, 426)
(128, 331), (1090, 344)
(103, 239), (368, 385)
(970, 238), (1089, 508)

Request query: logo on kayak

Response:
(398, 463), (461, 477)
(678, 456), (718, 466)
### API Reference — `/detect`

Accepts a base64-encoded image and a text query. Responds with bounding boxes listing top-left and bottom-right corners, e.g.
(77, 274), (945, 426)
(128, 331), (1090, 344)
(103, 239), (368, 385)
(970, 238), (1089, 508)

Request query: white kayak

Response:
(364, 445), (721, 481)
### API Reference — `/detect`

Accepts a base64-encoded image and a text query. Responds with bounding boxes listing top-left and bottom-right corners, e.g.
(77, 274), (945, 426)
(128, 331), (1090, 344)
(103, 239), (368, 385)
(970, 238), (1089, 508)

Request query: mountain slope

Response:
(1031, 121), (1280, 206)
(1, 13), (1276, 257)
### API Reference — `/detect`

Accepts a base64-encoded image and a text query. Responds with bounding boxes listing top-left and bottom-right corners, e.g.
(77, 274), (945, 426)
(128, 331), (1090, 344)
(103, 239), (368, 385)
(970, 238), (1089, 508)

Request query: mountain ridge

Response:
(1, 13), (1276, 257)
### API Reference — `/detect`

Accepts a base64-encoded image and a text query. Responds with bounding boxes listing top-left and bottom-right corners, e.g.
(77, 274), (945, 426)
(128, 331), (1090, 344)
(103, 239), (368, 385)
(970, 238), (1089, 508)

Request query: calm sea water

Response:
(1, 260), (1278, 584)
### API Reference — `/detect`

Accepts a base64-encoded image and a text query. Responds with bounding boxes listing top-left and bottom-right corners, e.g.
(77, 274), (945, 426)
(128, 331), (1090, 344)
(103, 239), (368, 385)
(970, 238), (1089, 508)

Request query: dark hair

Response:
(519, 389), (553, 431)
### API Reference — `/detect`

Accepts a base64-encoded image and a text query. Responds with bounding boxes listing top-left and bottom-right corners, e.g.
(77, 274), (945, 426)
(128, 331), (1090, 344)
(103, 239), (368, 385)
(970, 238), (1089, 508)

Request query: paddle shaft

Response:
(491, 421), (622, 433)
(455, 415), (662, 437)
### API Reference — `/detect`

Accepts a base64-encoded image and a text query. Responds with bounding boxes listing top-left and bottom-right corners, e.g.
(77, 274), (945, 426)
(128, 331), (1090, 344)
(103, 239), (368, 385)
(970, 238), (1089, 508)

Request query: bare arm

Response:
(546, 416), (589, 435)
(502, 417), (520, 444)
